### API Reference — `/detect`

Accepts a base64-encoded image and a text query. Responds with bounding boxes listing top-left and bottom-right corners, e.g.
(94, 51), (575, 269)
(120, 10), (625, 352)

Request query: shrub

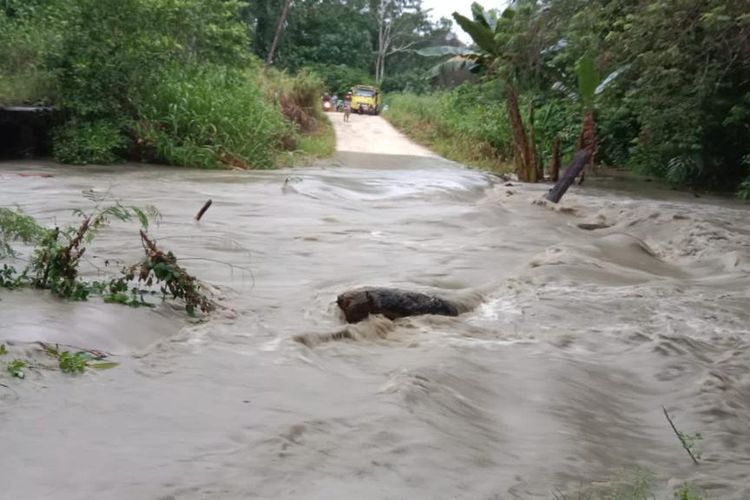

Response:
(52, 119), (126, 165)
(0, 6), (61, 105)
(134, 64), (289, 169)
(262, 68), (326, 134)
(306, 63), (371, 98)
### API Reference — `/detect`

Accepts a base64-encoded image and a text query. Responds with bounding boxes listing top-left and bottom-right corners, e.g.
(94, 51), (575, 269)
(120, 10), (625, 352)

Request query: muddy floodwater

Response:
(1, 153), (749, 499)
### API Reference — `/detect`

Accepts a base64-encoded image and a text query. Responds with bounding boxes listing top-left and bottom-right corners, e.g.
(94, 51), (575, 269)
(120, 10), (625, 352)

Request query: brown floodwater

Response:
(1, 154), (749, 499)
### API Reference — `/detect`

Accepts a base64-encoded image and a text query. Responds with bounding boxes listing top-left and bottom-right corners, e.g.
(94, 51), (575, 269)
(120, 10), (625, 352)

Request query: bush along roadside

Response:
(0, 0), (334, 168)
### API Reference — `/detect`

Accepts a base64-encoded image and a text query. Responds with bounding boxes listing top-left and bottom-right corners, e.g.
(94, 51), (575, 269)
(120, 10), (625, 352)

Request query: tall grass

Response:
(262, 68), (327, 134)
(133, 64), (290, 169)
(383, 83), (514, 173)
(0, 9), (60, 105)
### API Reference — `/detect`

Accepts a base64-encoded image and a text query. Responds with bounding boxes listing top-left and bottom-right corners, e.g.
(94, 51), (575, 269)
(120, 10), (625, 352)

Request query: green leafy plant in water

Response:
(29, 192), (160, 300)
(0, 207), (47, 258)
(111, 230), (215, 315)
(42, 344), (119, 374)
(677, 430), (703, 461)
(663, 406), (702, 464)
(58, 351), (88, 374)
(6, 359), (26, 379)
(1, 193), (213, 315)
(0, 264), (26, 289)
(675, 482), (704, 500)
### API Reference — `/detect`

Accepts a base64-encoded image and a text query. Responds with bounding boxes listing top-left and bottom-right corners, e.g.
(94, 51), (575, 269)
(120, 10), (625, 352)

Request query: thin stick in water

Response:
(195, 199), (212, 221)
(662, 406), (699, 465)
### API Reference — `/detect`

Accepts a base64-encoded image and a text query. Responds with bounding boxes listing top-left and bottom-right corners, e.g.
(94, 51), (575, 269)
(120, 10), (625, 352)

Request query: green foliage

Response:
(604, 0), (750, 187)
(113, 231), (215, 315)
(52, 119), (126, 165)
(675, 482), (704, 500)
(0, 195), (212, 315)
(0, 3), (61, 105)
(0, 264), (25, 289)
(308, 63), (374, 97)
(0, 0), (331, 168)
(28, 199), (157, 299)
(676, 430), (703, 461)
(575, 54), (599, 109)
(0, 207), (46, 257)
(6, 359), (26, 379)
(58, 351), (88, 374)
(384, 83), (513, 172)
(42, 344), (120, 374)
(135, 64), (289, 169)
(270, 69), (326, 127)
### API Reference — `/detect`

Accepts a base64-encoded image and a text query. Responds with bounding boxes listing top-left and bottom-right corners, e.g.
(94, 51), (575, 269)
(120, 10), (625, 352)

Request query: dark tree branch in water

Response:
(545, 149), (590, 203)
(195, 199), (212, 221)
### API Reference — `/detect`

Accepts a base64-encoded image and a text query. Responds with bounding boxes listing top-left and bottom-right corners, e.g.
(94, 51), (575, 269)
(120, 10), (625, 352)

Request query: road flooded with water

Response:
(1, 153), (749, 499)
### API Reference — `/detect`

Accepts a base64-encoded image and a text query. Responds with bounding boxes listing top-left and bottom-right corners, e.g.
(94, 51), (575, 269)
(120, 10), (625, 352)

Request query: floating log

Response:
(337, 287), (459, 323)
(545, 149), (590, 203)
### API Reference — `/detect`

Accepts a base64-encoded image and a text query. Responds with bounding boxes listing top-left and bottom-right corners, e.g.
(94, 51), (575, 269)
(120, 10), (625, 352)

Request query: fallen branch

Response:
(132, 230), (215, 314)
(545, 149), (590, 203)
(662, 406), (700, 465)
(195, 199), (212, 221)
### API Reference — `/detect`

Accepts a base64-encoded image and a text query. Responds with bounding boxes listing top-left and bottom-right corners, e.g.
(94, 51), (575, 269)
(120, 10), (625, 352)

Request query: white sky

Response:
(422, 0), (508, 44)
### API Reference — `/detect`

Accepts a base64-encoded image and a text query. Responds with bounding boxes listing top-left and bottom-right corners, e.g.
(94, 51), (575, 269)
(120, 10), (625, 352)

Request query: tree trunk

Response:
(506, 84), (534, 182)
(527, 101), (540, 183)
(266, 0), (292, 66)
(580, 108), (596, 174)
(545, 149), (591, 203)
(550, 135), (561, 182)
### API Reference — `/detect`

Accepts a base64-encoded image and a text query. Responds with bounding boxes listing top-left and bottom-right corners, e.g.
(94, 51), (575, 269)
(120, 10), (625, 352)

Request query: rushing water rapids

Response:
(1, 153), (749, 499)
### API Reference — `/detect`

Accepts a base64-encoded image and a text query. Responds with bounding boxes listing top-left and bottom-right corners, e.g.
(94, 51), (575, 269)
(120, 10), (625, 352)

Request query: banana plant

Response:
(553, 54), (629, 163)
(416, 2), (550, 182)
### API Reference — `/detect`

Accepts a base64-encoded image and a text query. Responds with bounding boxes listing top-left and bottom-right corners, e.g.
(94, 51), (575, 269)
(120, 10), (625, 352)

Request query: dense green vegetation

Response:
(1, 0), (748, 194)
(385, 0), (750, 195)
(0, 0), (330, 167)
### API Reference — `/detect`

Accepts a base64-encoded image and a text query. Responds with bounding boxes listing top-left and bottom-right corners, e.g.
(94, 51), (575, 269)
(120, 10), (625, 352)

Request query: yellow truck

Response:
(350, 85), (381, 115)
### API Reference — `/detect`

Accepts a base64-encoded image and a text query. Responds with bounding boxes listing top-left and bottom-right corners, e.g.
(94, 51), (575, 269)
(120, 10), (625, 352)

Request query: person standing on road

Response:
(343, 92), (352, 122)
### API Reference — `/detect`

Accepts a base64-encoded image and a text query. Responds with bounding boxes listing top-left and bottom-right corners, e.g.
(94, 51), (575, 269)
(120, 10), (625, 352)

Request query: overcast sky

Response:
(422, 0), (507, 44)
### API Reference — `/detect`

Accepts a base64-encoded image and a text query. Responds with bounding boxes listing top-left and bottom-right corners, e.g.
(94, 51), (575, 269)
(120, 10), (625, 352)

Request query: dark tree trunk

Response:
(545, 149), (591, 203)
(527, 101), (540, 182)
(550, 136), (561, 182)
(266, 0), (292, 65)
(506, 84), (535, 182)
(580, 108), (596, 177)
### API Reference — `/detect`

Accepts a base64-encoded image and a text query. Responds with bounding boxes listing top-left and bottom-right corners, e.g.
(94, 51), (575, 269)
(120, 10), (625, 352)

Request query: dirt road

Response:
(328, 111), (436, 156)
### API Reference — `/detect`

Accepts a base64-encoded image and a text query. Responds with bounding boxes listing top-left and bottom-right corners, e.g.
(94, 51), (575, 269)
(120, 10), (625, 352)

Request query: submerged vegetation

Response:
(0, 194), (214, 315)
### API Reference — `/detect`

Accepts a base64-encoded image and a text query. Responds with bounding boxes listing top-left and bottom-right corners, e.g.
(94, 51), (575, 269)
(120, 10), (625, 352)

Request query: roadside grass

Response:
(383, 92), (513, 174)
(285, 115), (336, 165)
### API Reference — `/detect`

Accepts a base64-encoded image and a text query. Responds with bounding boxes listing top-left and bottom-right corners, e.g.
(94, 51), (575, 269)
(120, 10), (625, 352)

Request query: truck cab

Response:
(350, 85), (381, 115)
